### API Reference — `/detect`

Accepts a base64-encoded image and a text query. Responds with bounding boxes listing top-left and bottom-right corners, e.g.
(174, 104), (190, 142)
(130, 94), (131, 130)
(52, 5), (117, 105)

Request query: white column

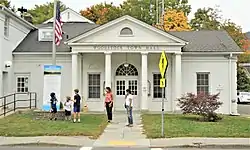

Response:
(72, 52), (78, 94)
(231, 58), (239, 115)
(141, 52), (148, 110)
(174, 52), (182, 110)
(80, 54), (84, 97)
(105, 52), (112, 88)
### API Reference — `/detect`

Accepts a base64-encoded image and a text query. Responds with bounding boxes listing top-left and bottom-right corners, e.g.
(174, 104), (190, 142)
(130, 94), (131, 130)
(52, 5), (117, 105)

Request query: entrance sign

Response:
(42, 65), (62, 111)
(158, 51), (169, 137)
(160, 78), (166, 88)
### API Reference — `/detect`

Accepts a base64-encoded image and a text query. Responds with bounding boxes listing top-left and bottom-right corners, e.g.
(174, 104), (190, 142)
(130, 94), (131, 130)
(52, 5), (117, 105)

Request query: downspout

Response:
(229, 53), (232, 114)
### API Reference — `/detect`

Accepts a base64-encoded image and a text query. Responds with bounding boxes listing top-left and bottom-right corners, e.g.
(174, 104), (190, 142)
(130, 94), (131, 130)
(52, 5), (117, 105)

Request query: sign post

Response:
(158, 51), (168, 137)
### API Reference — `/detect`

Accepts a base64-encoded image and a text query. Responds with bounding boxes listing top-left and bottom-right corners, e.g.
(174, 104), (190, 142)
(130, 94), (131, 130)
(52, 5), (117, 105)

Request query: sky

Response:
(10, 0), (250, 32)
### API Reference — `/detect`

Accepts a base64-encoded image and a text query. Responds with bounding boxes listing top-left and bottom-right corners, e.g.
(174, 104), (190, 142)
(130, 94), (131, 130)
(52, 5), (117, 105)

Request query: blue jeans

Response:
(126, 105), (133, 125)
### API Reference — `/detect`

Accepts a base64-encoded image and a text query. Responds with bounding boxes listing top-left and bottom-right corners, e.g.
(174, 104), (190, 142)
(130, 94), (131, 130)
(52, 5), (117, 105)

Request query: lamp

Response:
(124, 63), (129, 67)
(124, 52), (129, 67)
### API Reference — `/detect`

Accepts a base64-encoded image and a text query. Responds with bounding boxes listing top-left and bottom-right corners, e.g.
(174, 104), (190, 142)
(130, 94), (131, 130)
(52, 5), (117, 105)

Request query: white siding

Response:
(182, 55), (231, 114)
(13, 54), (72, 109)
(12, 53), (236, 114)
(0, 12), (31, 97)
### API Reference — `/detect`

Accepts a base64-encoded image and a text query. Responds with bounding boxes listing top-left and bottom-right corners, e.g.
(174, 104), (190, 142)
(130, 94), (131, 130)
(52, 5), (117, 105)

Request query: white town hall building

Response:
(1, 7), (242, 114)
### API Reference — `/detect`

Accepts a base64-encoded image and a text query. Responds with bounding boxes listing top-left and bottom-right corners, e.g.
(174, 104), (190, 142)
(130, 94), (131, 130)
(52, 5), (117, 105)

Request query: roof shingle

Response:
(14, 23), (242, 53)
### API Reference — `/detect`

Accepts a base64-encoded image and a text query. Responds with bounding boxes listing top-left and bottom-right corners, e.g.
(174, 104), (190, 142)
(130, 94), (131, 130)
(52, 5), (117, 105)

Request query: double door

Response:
(115, 78), (139, 111)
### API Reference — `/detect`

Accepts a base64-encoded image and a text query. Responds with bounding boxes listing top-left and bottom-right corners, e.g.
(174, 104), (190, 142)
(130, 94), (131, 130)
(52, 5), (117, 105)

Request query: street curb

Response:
(0, 143), (79, 147)
(150, 144), (250, 149)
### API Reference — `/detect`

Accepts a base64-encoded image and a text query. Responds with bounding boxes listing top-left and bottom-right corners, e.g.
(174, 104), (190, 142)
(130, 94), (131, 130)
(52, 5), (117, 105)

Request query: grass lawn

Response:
(0, 112), (108, 139)
(142, 114), (250, 138)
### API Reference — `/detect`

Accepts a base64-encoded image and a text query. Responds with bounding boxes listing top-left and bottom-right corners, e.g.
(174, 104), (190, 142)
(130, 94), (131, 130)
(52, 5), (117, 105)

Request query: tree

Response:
(27, 1), (67, 25)
(121, 0), (191, 25)
(80, 2), (122, 25)
(190, 7), (221, 30)
(221, 20), (250, 63)
(0, 0), (15, 12)
(155, 9), (191, 31)
(190, 7), (250, 63)
(80, 0), (191, 25)
(237, 66), (250, 92)
(0, 0), (11, 8)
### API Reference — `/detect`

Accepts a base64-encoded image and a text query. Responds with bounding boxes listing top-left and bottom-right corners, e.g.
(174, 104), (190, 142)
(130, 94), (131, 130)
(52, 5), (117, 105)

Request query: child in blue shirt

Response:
(50, 92), (58, 120)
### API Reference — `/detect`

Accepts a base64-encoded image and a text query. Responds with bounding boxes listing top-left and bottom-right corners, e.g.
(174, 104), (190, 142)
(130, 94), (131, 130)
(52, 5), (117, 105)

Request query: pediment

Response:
(67, 15), (187, 45)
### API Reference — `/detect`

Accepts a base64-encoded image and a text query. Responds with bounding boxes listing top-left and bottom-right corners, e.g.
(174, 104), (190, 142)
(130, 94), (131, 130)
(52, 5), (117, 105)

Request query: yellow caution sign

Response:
(158, 51), (168, 78)
(160, 78), (166, 88)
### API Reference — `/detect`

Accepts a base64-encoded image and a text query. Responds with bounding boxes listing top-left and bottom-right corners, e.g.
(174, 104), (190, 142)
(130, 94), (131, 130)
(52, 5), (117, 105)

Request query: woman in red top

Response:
(105, 87), (113, 123)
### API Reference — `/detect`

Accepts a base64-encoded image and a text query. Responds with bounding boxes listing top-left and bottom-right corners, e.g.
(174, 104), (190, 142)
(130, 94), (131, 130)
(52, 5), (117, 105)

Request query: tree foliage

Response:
(221, 20), (250, 63)
(237, 66), (250, 92)
(80, 2), (122, 25)
(27, 1), (67, 25)
(80, 0), (191, 25)
(178, 92), (223, 122)
(155, 9), (191, 31)
(190, 7), (221, 30)
(0, 0), (11, 8)
(190, 6), (250, 63)
(0, 0), (15, 11)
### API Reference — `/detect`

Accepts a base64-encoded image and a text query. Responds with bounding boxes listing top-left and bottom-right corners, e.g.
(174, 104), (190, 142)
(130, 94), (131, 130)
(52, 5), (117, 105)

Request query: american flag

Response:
(55, 1), (63, 46)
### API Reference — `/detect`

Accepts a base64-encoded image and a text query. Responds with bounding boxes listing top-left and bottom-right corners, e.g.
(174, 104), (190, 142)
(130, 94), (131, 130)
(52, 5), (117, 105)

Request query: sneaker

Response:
(54, 118), (57, 121)
(73, 119), (76, 123)
(78, 119), (80, 123)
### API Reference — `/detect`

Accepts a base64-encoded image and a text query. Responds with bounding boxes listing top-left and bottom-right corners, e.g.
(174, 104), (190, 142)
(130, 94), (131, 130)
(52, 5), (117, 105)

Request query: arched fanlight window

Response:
(116, 63), (138, 76)
(120, 27), (133, 36)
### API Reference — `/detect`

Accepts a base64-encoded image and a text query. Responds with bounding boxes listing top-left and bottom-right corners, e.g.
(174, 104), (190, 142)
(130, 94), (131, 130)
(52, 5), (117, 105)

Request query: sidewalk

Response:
(1, 112), (250, 147)
(93, 112), (149, 147)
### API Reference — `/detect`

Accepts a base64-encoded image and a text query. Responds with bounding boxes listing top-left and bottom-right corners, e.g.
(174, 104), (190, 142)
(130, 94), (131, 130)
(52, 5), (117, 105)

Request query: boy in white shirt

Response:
(125, 89), (133, 127)
(64, 96), (72, 121)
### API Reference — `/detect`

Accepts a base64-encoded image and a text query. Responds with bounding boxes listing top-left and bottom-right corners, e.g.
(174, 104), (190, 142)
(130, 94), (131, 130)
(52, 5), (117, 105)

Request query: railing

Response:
(0, 92), (37, 117)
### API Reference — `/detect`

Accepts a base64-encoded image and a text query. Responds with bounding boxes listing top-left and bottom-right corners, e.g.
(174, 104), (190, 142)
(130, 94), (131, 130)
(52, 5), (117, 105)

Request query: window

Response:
(197, 72), (209, 95)
(153, 74), (165, 98)
(38, 28), (53, 41)
(88, 74), (101, 98)
(16, 76), (29, 93)
(4, 16), (10, 37)
(120, 27), (133, 36)
(116, 63), (138, 76)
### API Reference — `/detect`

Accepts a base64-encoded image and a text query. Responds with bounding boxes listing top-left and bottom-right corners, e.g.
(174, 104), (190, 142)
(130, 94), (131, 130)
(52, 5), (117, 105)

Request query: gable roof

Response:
(14, 22), (98, 52)
(67, 15), (188, 44)
(0, 5), (36, 30)
(170, 30), (242, 52)
(43, 8), (94, 24)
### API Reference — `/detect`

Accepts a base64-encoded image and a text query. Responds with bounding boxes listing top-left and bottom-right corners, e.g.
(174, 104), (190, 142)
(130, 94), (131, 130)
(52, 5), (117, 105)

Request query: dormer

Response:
(43, 8), (94, 24)
(38, 27), (53, 41)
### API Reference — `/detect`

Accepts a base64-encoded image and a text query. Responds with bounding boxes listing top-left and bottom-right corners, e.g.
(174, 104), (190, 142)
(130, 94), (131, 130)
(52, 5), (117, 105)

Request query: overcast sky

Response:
(10, 0), (250, 32)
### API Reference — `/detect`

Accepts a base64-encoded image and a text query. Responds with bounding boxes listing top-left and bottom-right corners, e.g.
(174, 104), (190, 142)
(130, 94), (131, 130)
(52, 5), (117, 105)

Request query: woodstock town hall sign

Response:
(93, 45), (160, 50)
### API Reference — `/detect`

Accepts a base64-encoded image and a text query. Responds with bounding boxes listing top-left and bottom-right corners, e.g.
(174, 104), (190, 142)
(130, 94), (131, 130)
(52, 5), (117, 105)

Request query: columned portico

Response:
(141, 52), (148, 110)
(105, 52), (112, 88)
(72, 52), (78, 94)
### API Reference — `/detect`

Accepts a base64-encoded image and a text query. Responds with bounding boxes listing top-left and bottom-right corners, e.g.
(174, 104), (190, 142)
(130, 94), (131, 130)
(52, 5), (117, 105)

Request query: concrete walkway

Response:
(93, 112), (150, 147)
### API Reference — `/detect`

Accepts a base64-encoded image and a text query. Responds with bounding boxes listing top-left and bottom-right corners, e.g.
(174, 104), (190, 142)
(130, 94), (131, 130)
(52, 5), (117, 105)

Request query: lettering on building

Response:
(93, 45), (159, 50)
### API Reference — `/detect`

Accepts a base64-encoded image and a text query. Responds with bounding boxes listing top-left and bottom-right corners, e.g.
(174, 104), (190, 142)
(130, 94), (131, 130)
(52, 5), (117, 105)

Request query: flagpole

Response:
(52, 0), (57, 65)
(162, 0), (164, 25)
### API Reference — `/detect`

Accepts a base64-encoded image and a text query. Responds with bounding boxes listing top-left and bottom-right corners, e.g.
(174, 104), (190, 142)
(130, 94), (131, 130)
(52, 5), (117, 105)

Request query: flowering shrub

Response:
(178, 92), (223, 122)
